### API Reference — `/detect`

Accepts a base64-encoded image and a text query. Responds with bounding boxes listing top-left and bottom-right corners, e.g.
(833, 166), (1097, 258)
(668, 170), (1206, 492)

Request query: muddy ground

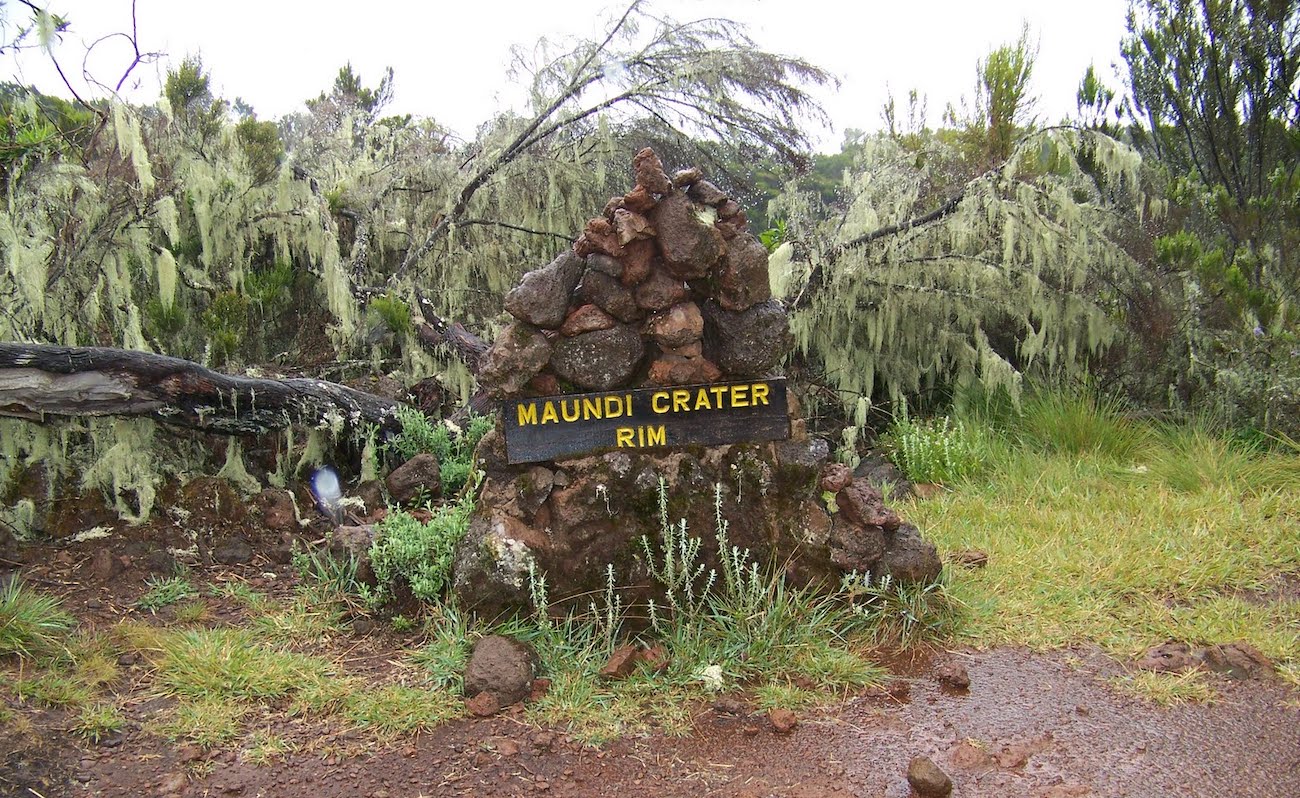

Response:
(3, 532), (1299, 798)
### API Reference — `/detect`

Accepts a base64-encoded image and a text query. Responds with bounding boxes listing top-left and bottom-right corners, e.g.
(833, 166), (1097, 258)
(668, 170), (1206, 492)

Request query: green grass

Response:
(137, 576), (199, 612)
(154, 699), (249, 748)
(242, 730), (298, 765)
(72, 701), (126, 742)
(409, 607), (471, 691)
(211, 581), (269, 613)
(0, 578), (74, 658)
(342, 684), (463, 736)
(148, 628), (335, 702)
(906, 423), (1300, 671)
(1109, 669), (1218, 706)
(1014, 389), (1151, 460)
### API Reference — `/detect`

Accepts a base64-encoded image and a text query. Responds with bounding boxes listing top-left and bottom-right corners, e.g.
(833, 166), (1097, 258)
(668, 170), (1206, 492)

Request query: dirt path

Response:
(29, 647), (1285, 798)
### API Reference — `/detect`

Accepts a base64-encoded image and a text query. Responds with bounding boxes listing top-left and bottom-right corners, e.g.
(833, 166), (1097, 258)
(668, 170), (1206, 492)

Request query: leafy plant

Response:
(882, 413), (986, 484)
(0, 578), (74, 658)
(368, 293), (411, 335)
(367, 492), (476, 606)
(385, 406), (491, 495)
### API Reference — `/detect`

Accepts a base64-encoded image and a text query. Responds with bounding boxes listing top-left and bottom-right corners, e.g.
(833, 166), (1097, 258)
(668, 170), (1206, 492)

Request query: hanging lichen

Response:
(781, 128), (1148, 415)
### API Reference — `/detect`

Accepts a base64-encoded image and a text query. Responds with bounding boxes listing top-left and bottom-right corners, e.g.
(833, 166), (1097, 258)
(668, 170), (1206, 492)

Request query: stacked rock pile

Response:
(447, 149), (943, 621)
(478, 148), (791, 396)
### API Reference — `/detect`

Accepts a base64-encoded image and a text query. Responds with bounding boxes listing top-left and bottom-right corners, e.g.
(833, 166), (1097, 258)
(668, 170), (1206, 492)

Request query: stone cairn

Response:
(453, 149), (941, 619)
(477, 148), (789, 396)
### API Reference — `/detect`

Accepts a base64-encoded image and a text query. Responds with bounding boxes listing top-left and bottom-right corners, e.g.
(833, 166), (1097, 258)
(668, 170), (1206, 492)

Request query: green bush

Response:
(368, 293), (411, 334)
(367, 492), (476, 606)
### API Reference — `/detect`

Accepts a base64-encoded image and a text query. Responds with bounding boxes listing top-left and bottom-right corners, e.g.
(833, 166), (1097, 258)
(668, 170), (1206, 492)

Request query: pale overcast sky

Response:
(7, 0), (1133, 151)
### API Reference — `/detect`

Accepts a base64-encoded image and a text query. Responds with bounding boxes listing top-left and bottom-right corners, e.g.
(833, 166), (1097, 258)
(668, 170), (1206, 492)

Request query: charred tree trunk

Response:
(0, 344), (403, 435)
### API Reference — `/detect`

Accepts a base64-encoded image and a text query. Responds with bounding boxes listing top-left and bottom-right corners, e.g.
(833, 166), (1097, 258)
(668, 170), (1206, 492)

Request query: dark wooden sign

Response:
(502, 379), (789, 464)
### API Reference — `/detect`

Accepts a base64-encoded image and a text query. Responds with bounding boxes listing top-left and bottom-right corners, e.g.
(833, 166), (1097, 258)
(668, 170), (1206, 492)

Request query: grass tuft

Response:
(72, 701), (126, 742)
(342, 684), (463, 736)
(1015, 389), (1150, 461)
(0, 578), (74, 658)
(1109, 669), (1218, 706)
(242, 730), (298, 765)
(137, 576), (199, 612)
(150, 628), (334, 702)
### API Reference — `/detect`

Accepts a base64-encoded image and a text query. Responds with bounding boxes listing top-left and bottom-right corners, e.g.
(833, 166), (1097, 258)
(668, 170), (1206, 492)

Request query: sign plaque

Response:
(502, 379), (790, 464)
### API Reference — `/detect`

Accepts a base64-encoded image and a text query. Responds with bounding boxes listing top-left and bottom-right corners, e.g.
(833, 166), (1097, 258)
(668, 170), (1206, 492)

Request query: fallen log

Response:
(0, 343), (403, 435)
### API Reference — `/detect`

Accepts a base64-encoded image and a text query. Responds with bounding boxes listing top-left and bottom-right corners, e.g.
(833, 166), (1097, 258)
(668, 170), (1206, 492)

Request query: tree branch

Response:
(0, 344), (403, 435)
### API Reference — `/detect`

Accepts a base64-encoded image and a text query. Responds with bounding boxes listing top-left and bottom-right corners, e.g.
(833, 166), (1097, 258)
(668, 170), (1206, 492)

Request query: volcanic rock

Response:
(256, 488), (297, 532)
(463, 635), (539, 706)
(647, 355), (722, 386)
(619, 238), (655, 286)
(935, 660), (971, 690)
(213, 537), (254, 565)
(550, 325), (644, 390)
(622, 184), (657, 213)
(829, 520), (886, 572)
(700, 300), (791, 376)
(716, 233), (772, 312)
(478, 322), (552, 397)
(650, 192), (726, 280)
(386, 452), (442, 505)
(672, 167), (702, 187)
(503, 252), (585, 329)
(878, 523), (943, 584)
(839, 478), (902, 531)
(906, 755), (953, 797)
(632, 147), (673, 195)
(586, 253), (623, 279)
(579, 270), (643, 323)
(687, 179), (728, 207)
(578, 217), (625, 258)
(613, 208), (654, 244)
(634, 267), (690, 311)
(1201, 641), (1273, 680)
(646, 302), (703, 350)
(559, 304), (617, 337)
(820, 463), (853, 493)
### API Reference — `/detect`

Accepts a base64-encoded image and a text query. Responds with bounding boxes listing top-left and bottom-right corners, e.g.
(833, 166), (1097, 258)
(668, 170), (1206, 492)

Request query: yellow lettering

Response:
(582, 397), (602, 420)
(710, 385), (727, 407)
(694, 388), (711, 410)
(516, 403), (538, 427)
(616, 427), (635, 447)
(561, 399), (581, 422)
(625, 394), (633, 415)
(541, 402), (558, 424)
(652, 391), (670, 413)
(731, 384), (749, 407)
(751, 382), (770, 406)
(672, 389), (690, 412)
(646, 425), (666, 446)
(604, 395), (625, 419)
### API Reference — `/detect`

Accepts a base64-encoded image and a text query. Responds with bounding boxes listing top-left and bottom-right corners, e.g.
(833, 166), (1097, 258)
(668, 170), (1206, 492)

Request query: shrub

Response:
(367, 492), (476, 606)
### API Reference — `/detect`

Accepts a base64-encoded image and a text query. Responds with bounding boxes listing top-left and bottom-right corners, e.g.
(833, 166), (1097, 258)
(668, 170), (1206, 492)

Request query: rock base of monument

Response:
(451, 428), (942, 621)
